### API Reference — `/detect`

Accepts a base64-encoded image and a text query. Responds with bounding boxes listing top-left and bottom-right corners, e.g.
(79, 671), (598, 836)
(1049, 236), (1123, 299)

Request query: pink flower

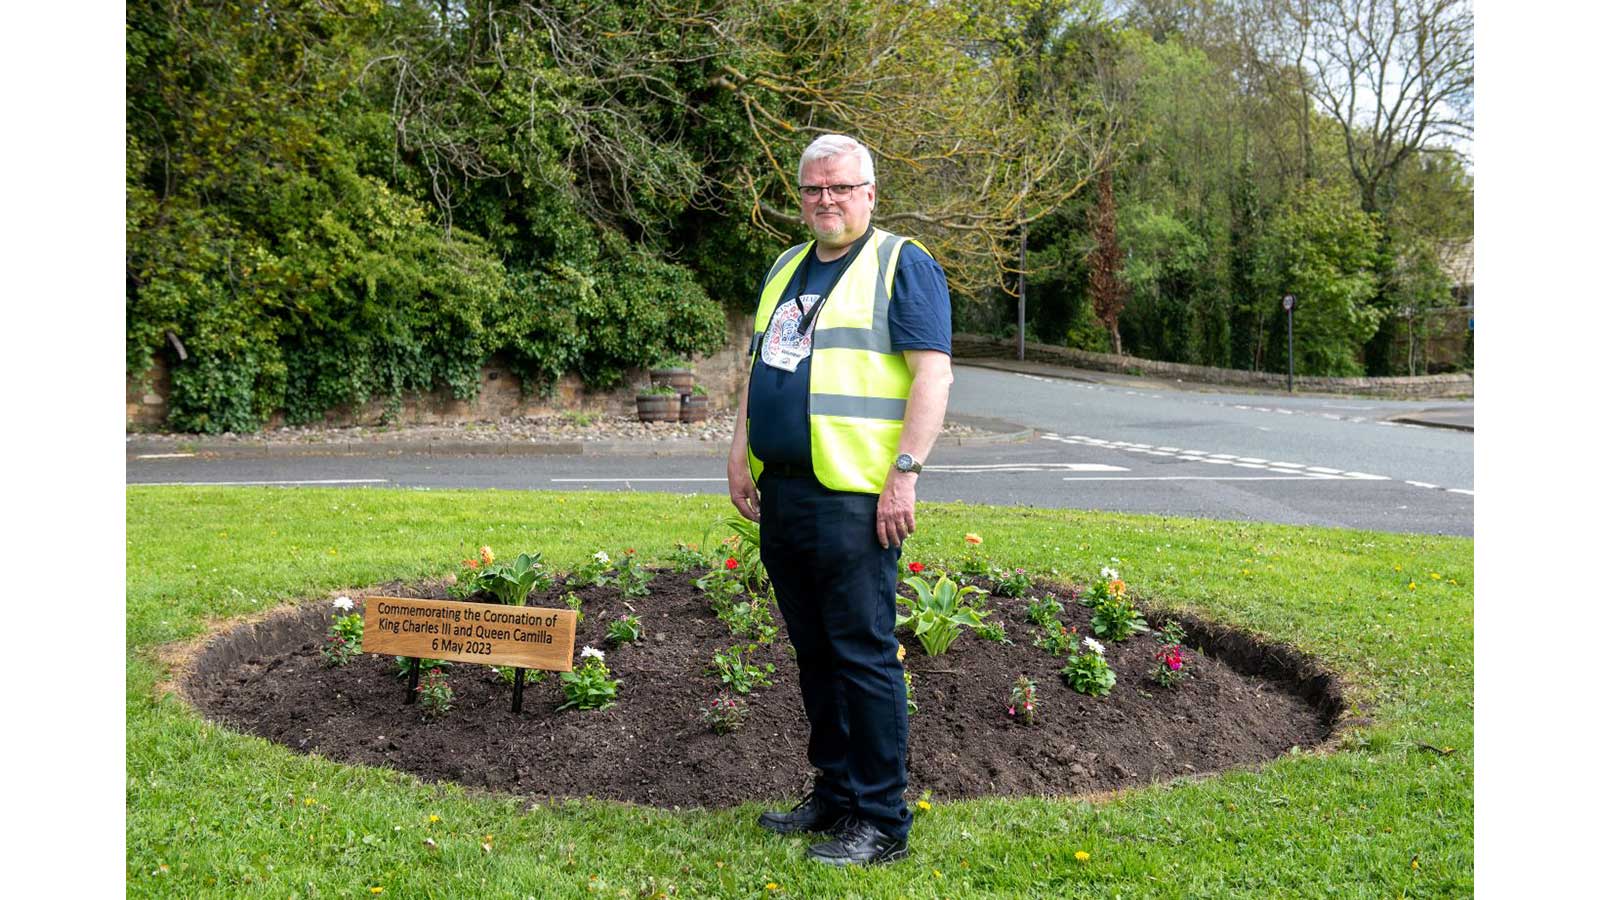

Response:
(1007, 706), (1016, 717)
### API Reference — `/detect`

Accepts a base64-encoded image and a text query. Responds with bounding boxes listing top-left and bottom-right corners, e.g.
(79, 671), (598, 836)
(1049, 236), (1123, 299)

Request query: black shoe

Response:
(757, 790), (849, 835)
(806, 817), (909, 866)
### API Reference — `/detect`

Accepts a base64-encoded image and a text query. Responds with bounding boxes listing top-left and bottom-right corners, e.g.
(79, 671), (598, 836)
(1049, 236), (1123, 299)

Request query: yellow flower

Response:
(917, 800), (931, 812)
(304, 798), (316, 806)
(765, 883), (778, 891)
(964, 533), (983, 545)
(1430, 572), (1441, 580)
(934, 869), (943, 878)
(1407, 581), (1417, 590)
(897, 643), (906, 662)
(1075, 851), (1090, 863)
(481, 545), (494, 564)
(428, 814), (440, 823)
(370, 889), (384, 895)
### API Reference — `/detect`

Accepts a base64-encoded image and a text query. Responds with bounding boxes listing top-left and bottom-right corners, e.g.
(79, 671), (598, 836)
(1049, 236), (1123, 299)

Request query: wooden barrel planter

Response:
(679, 395), (711, 423)
(636, 392), (681, 422)
(650, 367), (695, 394)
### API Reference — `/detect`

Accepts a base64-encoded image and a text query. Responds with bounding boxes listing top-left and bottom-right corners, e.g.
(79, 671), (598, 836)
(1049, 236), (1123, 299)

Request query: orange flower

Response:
(480, 545), (494, 564)
(1109, 579), (1126, 596)
(463, 558), (478, 570)
(964, 533), (983, 545)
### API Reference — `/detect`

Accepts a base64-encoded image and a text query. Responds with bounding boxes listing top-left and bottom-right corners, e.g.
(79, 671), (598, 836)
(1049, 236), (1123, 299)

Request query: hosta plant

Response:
(896, 573), (991, 656)
(478, 552), (552, 606)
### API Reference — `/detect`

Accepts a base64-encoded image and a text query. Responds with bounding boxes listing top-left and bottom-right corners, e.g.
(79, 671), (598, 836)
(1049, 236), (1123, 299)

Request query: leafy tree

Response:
(1259, 182), (1381, 375)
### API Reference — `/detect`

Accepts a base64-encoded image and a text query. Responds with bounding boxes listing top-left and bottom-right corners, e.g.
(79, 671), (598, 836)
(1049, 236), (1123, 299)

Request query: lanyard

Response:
(784, 226), (876, 338)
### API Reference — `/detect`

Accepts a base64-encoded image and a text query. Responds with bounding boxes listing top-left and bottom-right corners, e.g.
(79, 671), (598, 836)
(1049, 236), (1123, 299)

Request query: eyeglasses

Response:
(799, 182), (870, 201)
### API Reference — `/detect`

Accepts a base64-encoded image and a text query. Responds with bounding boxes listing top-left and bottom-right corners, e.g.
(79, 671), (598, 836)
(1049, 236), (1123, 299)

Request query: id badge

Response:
(761, 296), (818, 373)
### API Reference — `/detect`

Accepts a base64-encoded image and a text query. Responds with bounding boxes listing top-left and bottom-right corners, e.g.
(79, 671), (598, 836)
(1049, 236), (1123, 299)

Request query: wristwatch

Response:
(893, 453), (923, 474)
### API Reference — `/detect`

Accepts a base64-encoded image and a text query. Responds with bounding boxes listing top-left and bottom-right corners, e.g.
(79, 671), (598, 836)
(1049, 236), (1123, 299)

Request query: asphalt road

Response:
(127, 365), (1474, 536)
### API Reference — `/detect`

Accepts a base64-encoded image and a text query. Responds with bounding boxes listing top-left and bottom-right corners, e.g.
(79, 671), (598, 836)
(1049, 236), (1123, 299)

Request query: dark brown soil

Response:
(180, 571), (1343, 809)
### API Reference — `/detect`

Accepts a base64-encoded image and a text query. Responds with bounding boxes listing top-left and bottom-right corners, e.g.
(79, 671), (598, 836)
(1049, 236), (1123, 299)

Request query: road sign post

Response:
(1283, 294), (1296, 392)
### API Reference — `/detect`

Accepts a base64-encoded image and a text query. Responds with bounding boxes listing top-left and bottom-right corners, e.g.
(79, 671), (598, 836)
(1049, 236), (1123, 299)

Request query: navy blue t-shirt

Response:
(747, 241), (952, 469)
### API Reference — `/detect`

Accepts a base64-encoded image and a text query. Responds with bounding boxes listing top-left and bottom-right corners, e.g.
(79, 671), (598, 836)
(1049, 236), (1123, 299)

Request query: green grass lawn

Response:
(126, 486), (1472, 897)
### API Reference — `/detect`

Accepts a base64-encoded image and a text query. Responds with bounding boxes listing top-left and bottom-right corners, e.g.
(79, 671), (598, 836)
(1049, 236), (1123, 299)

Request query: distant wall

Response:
(127, 313), (755, 432)
(953, 334), (1473, 399)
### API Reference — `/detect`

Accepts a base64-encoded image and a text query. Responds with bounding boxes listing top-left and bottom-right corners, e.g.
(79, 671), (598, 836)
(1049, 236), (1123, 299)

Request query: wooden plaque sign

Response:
(361, 597), (578, 671)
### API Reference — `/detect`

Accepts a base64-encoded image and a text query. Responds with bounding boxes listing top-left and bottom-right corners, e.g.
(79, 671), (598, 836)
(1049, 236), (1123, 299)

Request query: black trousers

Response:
(758, 470), (912, 841)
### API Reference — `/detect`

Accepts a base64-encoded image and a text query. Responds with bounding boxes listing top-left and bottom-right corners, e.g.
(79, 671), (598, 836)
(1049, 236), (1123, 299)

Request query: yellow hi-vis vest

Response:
(746, 228), (926, 495)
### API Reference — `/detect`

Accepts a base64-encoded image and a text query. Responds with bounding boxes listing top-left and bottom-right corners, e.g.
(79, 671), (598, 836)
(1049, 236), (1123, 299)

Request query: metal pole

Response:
(1017, 223), (1028, 361)
(1283, 295), (1296, 393)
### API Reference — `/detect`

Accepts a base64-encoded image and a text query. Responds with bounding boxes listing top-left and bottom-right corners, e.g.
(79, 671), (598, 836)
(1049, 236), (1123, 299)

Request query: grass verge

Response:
(127, 486), (1472, 897)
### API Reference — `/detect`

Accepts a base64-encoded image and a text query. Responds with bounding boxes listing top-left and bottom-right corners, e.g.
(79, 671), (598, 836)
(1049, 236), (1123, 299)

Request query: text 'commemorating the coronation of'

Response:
(361, 596), (578, 671)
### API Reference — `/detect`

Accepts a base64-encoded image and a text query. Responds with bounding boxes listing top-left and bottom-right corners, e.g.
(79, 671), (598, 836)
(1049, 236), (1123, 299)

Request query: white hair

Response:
(797, 134), (876, 186)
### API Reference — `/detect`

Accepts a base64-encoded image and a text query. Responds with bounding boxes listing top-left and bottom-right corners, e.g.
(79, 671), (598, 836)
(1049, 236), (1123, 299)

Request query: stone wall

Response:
(953, 333), (1474, 399)
(127, 313), (756, 432)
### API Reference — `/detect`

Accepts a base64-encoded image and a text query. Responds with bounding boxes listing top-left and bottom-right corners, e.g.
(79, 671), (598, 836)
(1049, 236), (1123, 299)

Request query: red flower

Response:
(908, 562), (926, 574)
(725, 558), (739, 570)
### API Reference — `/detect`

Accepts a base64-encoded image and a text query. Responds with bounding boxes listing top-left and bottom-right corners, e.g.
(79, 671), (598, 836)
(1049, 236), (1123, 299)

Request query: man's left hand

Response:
(876, 471), (917, 548)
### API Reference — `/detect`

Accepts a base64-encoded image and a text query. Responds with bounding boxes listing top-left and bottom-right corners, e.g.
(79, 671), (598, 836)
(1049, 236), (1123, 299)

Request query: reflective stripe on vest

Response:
(746, 229), (923, 494)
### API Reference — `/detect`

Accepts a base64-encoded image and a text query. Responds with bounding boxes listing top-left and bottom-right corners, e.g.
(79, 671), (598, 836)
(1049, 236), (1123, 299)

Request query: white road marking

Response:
(1448, 488), (1475, 496)
(135, 452), (196, 460)
(926, 462), (1128, 472)
(1208, 453), (1237, 459)
(1306, 466), (1342, 474)
(550, 478), (728, 483)
(1268, 461), (1305, 468)
(137, 479), (390, 486)
(1406, 481), (1439, 489)
(1324, 404), (1376, 410)
(1237, 457), (1267, 463)
(1062, 475), (1378, 482)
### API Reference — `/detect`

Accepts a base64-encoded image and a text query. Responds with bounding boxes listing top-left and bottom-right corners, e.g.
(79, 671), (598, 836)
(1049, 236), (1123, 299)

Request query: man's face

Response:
(800, 154), (876, 250)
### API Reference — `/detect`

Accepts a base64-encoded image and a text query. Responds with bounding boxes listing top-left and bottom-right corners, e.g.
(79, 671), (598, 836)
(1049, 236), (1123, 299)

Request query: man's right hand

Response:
(728, 458), (761, 523)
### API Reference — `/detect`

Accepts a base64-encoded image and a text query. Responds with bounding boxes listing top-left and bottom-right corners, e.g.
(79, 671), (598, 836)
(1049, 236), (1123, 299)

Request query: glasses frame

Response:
(799, 182), (871, 202)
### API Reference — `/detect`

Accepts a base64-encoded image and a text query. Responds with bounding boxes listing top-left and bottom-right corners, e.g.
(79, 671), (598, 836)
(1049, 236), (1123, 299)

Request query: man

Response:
(726, 134), (954, 866)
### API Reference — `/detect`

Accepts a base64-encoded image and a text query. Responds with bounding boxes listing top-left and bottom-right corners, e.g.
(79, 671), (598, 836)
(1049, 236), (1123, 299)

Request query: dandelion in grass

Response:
(1075, 851), (1090, 863)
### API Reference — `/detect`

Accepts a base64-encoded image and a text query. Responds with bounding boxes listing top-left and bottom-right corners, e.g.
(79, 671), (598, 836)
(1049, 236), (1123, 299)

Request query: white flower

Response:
(580, 646), (605, 661)
(332, 596), (354, 612)
(593, 550), (610, 564)
(1100, 567), (1119, 580)
(1083, 637), (1105, 655)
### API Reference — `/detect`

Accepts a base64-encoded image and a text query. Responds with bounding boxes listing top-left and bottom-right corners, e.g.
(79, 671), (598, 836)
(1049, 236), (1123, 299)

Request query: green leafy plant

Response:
(641, 383), (679, 396)
(478, 551), (552, 606)
(492, 665), (545, 685)
(695, 558), (746, 615)
(707, 644), (774, 694)
(416, 668), (453, 717)
(992, 566), (1032, 597)
(666, 541), (710, 573)
(715, 517), (767, 591)
(896, 573), (991, 656)
(1026, 593), (1066, 627)
(1033, 621), (1076, 656)
(614, 549), (655, 599)
(1081, 565), (1148, 641)
(956, 532), (987, 580)
(448, 546), (496, 598)
(1062, 635), (1117, 697)
(559, 647), (621, 711)
(701, 692), (747, 734)
(393, 657), (452, 680)
(606, 615), (643, 645)
(320, 597), (363, 667)
(563, 590), (585, 626)
(904, 669), (918, 716)
(1151, 620), (1189, 688)
(720, 597), (777, 644)
(974, 618), (1011, 643)
(1008, 675), (1038, 725)
(567, 551), (616, 589)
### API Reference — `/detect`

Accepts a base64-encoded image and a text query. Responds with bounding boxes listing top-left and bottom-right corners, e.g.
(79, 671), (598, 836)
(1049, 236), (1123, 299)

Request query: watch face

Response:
(895, 454), (914, 472)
